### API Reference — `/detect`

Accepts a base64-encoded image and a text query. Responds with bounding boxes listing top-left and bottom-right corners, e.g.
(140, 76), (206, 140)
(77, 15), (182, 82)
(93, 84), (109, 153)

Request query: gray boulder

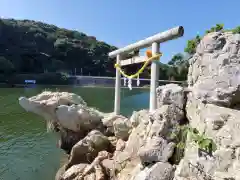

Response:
(174, 92), (240, 180)
(65, 130), (111, 170)
(133, 162), (175, 180)
(188, 32), (240, 107)
(156, 84), (186, 110)
(116, 102), (184, 180)
(138, 136), (175, 164)
(113, 117), (132, 140)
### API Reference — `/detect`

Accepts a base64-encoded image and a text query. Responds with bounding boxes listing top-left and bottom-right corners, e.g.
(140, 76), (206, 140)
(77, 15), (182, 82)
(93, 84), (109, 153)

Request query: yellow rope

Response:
(114, 53), (163, 79)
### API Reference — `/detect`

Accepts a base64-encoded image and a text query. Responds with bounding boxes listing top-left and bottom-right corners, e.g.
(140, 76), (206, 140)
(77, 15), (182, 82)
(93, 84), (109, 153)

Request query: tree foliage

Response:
(0, 56), (14, 74)
(184, 24), (225, 55)
(232, 26), (240, 34)
(0, 18), (117, 78)
(205, 23), (224, 34)
(166, 53), (189, 81)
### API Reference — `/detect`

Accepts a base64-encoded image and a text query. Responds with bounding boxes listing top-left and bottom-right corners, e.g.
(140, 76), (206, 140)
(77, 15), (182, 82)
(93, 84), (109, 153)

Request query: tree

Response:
(232, 26), (240, 34)
(168, 53), (184, 66)
(0, 56), (14, 74)
(205, 23), (224, 34)
(185, 24), (225, 55)
(184, 38), (199, 55)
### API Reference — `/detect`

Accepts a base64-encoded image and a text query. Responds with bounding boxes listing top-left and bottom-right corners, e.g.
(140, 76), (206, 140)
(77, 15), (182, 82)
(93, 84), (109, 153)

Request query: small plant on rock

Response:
(188, 128), (217, 156)
(232, 26), (240, 34)
(171, 125), (217, 159)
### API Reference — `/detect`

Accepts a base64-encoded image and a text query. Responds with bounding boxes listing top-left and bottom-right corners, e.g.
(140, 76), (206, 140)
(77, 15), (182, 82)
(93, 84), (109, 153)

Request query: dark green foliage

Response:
(205, 23), (224, 34)
(172, 125), (217, 156)
(184, 23), (224, 55)
(0, 56), (14, 74)
(166, 53), (189, 81)
(169, 124), (189, 164)
(0, 18), (117, 83)
(232, 26), (240, 34)
(184, 36), (200, 54)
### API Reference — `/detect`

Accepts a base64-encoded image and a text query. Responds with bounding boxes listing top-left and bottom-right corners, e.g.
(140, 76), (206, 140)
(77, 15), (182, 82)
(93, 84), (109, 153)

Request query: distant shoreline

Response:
(0, 83), (150, 89)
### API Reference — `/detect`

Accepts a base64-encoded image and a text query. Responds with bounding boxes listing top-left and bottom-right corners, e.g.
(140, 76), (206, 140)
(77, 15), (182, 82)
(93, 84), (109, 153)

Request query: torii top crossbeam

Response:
(109, 26), (184, 115)
(109, 26), (184, 58)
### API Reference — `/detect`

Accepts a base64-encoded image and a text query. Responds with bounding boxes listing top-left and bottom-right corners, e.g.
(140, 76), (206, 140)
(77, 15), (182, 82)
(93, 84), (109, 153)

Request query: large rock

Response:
(19, 91), (86, 123)
(19, 91), (106, 132)
(66, 130), (111, 170)
(61, 151), (110, 180)
(113, 117), (131, 140)
(60, 163), (88, 180)
(129, 109), (149, 127)
(173, 32), (240, 180)
(188, 32), (240, 107)
(156, 84), (186, 110)
(55, 104), (104, 132)
(133, 162), (175, 180)
(58, 128), (86, 154)
(18, 91), (115, 155)
(102, 113), (131, 139)
(174, 94), (240, 180)
(138, 136), (175, 164)
(116, 102), (185, 180)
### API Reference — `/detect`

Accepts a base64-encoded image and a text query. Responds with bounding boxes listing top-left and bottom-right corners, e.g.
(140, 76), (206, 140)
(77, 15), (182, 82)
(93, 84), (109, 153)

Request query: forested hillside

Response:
(0, 18), (118, 79)
(2, 20), (234, 84)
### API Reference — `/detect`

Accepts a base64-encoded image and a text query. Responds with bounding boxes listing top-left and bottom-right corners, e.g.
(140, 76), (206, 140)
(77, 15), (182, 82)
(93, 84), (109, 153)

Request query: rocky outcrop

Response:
(188, 31), (240, 108)
(19, 91), (127, 154)
(65, 130), (111, 169)
(19, 84), (186, 180)
(174, 31), (240, 180)
(138, 136), (175, 164)
(174, 96), (240, 180)
(19, 31), (240, 180)
(133, 162), (175, 180)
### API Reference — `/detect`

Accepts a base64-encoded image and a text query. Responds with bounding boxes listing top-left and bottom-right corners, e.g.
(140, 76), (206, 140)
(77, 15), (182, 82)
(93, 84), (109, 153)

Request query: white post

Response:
(114, 54), (121, 115)
(149, 42), (160, 112)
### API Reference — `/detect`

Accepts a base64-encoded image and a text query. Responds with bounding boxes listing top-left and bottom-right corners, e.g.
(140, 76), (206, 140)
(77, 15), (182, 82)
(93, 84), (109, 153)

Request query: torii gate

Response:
(108, 26), (184, 114)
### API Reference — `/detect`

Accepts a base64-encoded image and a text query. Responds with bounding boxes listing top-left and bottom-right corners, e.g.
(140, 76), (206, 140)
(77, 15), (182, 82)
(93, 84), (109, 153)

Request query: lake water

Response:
(0, 86), (149, 180)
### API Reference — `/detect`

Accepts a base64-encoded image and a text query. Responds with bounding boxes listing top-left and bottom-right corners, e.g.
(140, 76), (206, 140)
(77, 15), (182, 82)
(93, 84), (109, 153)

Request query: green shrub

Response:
(170, 125), (217, 162)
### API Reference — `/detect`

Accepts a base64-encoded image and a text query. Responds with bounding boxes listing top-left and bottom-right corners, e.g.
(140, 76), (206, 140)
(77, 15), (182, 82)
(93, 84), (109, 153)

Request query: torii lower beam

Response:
(109, 26), (184, 115)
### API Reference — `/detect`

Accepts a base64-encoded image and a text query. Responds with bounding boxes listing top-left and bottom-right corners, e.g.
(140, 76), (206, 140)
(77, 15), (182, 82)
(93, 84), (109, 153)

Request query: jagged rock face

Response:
(129, 109), (149, 127)
(55, 104), (104, 132)
(60, 151), (111, 180)
(156, 84), (186, 110)
(115, 106), (185, 179)
(18, 90), (133, 159)
(18, 91), (87, 129)
(102, 114), (131, 140)
(133, 162), (175, 180)
(188, 32), (240, 107)
(112, 117), (131, 141)
(138, 136), (175, 164)
(174, 95), (240, 180)
(106, 84), (186, 180)
(19, 84), (187, 180)
(175, 32), (240, 180)
(65, 130), (111, 170)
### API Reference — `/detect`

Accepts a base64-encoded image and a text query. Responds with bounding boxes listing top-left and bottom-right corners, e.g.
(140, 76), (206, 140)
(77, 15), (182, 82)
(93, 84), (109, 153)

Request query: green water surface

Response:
(0, 86), (149, 180)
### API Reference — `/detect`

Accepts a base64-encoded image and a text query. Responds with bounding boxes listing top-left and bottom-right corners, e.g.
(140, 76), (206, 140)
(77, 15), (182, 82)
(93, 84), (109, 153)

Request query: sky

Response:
(0, 0), (240, 63)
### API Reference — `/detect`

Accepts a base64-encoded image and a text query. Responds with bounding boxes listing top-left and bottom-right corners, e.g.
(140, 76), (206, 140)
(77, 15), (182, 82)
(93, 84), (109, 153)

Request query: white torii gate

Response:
(109, 26), (184, 114)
